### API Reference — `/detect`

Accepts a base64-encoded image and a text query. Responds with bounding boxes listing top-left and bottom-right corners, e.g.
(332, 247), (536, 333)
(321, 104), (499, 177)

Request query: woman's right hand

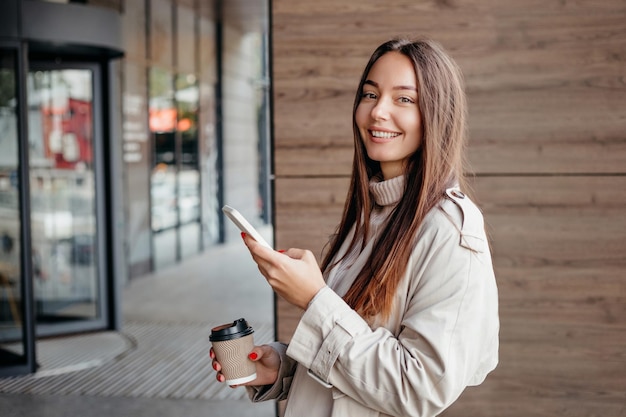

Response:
(210, 344), (280, 387)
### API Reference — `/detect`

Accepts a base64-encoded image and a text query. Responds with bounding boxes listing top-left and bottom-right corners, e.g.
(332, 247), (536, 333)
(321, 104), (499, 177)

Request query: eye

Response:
(398, 96), (415, 104)
(361, 91), (377, 100)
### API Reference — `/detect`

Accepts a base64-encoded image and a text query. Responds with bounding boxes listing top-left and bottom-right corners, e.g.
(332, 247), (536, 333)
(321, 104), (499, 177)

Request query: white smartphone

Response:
(222, 205), (272, 249)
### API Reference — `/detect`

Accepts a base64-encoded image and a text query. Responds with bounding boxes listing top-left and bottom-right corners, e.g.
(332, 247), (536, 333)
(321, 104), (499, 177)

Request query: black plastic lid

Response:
(209, 318), (254, 342)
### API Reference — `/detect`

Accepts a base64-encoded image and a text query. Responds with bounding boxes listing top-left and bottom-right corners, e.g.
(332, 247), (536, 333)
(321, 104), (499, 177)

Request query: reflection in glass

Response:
(153, 228), (176, 271)
(0, 50), (24, 365)
(150, 68), (177, 232)
(176, 73), (200, 226)
(176, 73), (199, 170)
(150, 70), (201, 268)
(27, 68), (99, 328)
(177, 74), (200, 257)
(151, 164), (176, 231)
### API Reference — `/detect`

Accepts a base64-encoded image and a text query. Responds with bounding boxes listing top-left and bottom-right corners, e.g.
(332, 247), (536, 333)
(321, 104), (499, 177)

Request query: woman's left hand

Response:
(242, 233), (326, 310)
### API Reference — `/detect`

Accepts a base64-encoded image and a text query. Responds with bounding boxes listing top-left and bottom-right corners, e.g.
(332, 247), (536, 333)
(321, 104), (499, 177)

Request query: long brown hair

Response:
(320, 38), (469, 320)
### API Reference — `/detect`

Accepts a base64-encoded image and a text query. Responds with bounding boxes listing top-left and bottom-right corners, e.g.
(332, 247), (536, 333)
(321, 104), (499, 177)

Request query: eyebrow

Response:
(364, 80), (417, 91)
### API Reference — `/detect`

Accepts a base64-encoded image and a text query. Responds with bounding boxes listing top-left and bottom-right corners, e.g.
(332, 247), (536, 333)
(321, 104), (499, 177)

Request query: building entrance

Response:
(27, 63), (109, 336)
(0, 0), (124, 378)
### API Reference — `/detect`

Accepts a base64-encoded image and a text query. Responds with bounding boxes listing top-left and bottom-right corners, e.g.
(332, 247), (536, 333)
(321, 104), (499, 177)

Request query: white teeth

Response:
(371, 130), (400, 139)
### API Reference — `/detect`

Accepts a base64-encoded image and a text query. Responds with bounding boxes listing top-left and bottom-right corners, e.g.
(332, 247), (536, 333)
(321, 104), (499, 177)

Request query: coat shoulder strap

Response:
(443, 188), (487, 253)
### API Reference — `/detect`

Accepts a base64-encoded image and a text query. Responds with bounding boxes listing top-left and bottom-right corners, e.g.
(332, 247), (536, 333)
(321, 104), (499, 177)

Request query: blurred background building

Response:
(0, 0), (271, 377)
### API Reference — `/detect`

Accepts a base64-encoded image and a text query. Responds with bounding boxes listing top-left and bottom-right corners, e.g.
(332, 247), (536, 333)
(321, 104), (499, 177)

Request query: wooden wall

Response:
(271, 1), (626, 415)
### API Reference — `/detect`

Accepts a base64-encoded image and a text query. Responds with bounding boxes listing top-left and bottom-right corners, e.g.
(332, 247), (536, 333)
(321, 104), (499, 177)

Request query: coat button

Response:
(451, 190), (465, 199)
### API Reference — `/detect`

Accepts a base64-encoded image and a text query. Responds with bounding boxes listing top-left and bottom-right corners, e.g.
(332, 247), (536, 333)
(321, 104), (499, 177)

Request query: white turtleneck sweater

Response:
(328, 174), (405, 298)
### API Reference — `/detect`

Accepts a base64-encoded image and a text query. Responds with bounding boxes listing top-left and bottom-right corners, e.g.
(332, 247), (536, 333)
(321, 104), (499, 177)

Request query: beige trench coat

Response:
(249, 189), (499, 416)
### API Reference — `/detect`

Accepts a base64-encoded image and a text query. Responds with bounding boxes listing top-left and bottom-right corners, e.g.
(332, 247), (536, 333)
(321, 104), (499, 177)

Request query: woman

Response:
(211, 38), (499, 417)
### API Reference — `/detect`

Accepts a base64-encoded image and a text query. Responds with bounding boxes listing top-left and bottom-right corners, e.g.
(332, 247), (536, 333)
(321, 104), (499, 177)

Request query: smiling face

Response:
(355, 51), (422, 180)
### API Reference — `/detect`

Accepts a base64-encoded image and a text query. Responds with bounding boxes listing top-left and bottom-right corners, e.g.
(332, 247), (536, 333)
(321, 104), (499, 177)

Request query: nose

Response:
(370, 97), (390, 120)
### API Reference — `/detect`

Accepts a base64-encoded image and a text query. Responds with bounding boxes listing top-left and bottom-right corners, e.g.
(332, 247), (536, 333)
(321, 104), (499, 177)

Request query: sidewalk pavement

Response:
(0, 227), (277, 417)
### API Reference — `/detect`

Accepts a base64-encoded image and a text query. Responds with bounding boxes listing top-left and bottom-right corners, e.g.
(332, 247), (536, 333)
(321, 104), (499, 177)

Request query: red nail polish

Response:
(241, 232), (247, 239)
(248, 352), (258, 360)
(278, 249), (285, 253)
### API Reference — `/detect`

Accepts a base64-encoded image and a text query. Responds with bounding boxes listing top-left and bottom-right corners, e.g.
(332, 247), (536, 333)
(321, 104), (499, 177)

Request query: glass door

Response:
(27, 62), (107, 336)
(0, 46), (36, 376)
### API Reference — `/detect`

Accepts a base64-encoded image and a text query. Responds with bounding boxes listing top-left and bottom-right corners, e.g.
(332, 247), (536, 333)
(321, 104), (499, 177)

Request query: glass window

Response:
(176, 73), (199, 224)
(149, 68), (177, 269)
(176, 73), (200, 257)
(150, 68), (202, 269)
(149, 67), (177, 233)
(0, 49), (24, 365)
(27, 66), (102, 331)
(198, 12), (219, 245)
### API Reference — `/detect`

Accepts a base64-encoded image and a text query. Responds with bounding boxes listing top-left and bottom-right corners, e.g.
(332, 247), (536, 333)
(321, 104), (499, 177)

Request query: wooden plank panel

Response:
(274, 177), (347, 341)
(274, 147), (353, 178)
(453, 175), (626, 415)
(276, 296), (302, 343)
(274, 0), (626, 16)
(273, 81), (354, 151)
(274, 175), (626, 414)
(274, 79), (626, 176)
(274, 176), (349, 257)
(272, 0), (626, 413)
(274, 82), (626, 175)
(273, 1), (626, 176)
(273, 9), (626, 82)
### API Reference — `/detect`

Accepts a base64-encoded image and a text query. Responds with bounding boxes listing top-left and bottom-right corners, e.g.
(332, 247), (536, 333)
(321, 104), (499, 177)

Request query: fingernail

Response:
(248, 352), (258, 360)
(278, 249), (286, 253)
(213, 363), (218, 371)
(219, 374), (225, 383)
(241, 232), (247, 239)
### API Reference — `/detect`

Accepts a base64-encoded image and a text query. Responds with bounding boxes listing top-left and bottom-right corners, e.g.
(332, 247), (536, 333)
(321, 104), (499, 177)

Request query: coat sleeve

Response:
(286, 199), (499, 416)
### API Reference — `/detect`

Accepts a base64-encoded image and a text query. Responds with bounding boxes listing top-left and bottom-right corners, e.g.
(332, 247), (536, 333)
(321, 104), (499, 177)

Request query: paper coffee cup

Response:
(209, 318), (256, 385)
